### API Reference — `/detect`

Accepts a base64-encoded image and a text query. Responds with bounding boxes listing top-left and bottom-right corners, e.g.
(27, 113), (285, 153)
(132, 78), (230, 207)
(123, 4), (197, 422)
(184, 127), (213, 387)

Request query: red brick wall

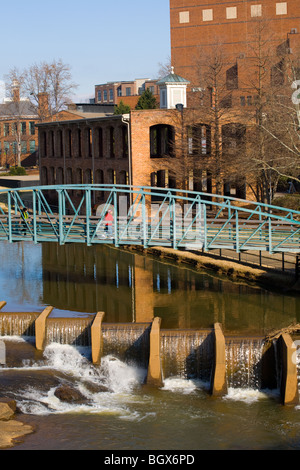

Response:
(170, 0), (300, 87)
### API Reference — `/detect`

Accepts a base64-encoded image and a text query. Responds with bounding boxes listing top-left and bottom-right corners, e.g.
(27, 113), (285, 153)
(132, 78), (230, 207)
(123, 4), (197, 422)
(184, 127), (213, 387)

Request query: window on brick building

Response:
(103, 90), (108, 101)
(30, 140), (36, 153)
(150, 124), (175, 158)
(222, 123), (246, 152)
(109, 89), (114, 101)
(21, 141), (27, 154)
(271, 59), (285, 86)
(4, 124), (9, 137)
(276, 2), (287, 15)
(66, 167), (73, 185)
(226, 64), (238, 90)
(122, 125), (129, 158)
(126, 87), (131, 96)
(251, 4), (262, 17)
(21, 122), (26, 135)
(202, 9), (213, 21)
(119, 170), (128, 185)
(87, 128), (92, 157)
(98, 91), (102, 102)
(109, 127), (115, 158)
(29, 122), (35, 135)
(77, 128), (82, 157)
(179, 11), (190, 23)
(226, 7), (237, 19)
(97, 128), (103, 158)
(187, 124), (211, 156)
(107, 168), (116, 184)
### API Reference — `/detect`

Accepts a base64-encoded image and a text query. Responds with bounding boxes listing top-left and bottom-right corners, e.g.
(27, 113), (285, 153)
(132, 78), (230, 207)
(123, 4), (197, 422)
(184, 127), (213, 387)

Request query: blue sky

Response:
(1, 0), (171, 101)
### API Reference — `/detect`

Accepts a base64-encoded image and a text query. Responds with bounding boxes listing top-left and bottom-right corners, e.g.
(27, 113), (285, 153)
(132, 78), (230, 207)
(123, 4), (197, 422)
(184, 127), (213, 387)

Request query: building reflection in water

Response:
(41, 243), (300, 334)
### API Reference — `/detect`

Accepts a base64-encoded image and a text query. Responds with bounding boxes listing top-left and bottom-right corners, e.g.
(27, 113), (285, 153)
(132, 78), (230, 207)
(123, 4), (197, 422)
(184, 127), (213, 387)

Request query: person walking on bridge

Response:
(20, 207), (29, 234)
(105, 209), (114, 237)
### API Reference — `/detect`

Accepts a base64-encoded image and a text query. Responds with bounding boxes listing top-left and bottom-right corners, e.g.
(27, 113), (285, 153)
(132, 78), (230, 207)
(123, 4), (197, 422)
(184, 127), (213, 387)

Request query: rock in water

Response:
(54, 384), (86, 403)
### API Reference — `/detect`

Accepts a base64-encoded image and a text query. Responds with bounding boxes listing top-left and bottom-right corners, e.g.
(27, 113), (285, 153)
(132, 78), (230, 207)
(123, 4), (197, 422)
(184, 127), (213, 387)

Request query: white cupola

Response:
(157, 66), (190, 109)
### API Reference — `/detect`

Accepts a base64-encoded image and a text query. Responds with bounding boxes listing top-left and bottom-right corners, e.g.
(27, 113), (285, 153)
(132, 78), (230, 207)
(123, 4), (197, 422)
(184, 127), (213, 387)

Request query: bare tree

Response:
(5, 59), (78, 120)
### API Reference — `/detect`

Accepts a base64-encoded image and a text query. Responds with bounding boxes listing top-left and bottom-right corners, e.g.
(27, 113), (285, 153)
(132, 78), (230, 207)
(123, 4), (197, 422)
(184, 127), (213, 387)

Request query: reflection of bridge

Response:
(0, 184), (299, 253)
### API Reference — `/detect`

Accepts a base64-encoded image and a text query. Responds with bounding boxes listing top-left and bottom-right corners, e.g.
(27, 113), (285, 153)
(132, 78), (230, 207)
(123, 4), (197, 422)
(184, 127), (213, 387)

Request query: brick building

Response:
(38, 1), (300, 203)
(95, 78), (160, 109)
(0, 82), (39, 168)
(38, 70), (249, 202)
(170, 0), (300, 101)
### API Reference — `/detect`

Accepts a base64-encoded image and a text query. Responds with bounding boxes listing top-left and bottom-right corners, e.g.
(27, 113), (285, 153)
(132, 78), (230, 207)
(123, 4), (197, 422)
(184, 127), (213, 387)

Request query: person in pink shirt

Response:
(104, 209), (113, 236)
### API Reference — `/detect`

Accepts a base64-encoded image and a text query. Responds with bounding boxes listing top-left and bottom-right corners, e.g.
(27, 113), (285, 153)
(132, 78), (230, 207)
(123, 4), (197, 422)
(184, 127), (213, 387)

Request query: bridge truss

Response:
(0, 184), (299, 253)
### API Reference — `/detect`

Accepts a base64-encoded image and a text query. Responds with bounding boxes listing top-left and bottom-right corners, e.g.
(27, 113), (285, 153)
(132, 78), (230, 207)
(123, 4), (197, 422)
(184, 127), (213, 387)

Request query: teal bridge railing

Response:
(0, 184), (299, 253)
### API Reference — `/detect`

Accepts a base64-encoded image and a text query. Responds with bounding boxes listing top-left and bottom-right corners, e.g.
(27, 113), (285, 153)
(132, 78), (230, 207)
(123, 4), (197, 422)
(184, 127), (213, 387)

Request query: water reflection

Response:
(0, 241), (299, 334)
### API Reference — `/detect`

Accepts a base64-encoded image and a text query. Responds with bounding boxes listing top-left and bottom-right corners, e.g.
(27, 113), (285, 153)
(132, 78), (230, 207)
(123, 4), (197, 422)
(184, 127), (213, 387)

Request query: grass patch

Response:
(272, 194), (300, 212)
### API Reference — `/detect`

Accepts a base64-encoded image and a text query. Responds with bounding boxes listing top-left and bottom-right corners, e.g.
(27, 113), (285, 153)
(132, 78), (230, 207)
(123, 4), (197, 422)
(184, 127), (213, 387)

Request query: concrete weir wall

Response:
(210, 323), (227, 397)
(279, 334), (299, 406)
(0, 302), (299, 406)
(91, 312), (105, 365)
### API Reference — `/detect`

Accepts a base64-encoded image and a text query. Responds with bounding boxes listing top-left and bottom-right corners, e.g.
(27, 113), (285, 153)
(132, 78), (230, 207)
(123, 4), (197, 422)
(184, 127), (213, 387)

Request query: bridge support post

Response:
(91, 311), (105, 365)
(35, 306), (54, 351)
(210, 323), (227, 397)
(147, 317), (163, 387)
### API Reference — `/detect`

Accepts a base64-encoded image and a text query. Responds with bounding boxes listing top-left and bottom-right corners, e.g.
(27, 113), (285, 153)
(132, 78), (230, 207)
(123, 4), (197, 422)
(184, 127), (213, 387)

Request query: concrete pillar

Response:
(91, 311), (105, 365)
(0, 302), (6, 311)
(210, 323), (227, 397)
(35, 306), (54, 351)
(147, 317), (163, 387)
(279, 333), (299, 406)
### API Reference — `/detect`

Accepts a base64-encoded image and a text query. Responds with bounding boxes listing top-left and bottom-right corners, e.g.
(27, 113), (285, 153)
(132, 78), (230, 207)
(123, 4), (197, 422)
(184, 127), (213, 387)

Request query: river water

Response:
(1, 241), (300, 450)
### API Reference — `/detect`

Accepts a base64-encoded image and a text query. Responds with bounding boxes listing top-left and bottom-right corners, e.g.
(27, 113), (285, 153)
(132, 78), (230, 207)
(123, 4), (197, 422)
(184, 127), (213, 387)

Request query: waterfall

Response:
(225, 337), (266, 389)
(102, 323), (151, 367)
(160, 330), (214, 381)
(0, 313), (39, 337)
(46, 317), (94, 346)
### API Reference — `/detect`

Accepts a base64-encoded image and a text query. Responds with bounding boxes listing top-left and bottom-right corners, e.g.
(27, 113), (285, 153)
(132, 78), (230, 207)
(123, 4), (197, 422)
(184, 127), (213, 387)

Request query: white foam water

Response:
(5, 342), (148, 418)
(224, 387), (278, 404)
(161, 376), (209, 394)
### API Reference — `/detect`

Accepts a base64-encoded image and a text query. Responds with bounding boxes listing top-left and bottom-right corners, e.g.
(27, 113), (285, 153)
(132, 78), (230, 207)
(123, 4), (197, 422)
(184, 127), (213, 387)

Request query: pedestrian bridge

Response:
(0, 184), (299, 253)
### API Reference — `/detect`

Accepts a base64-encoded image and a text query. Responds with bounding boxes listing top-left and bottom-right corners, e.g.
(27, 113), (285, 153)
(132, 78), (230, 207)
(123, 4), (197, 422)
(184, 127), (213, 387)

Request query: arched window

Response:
(41, 166), (48, 185)
(150, 124), (175, 158)
(94, 169), (104, 184)
(75, 168), (83, 185)
(56, 167), (64, 185)
(66, 168), (73, 185)
(96, 128), (103, 158)
(107, 168), (116, 184)
(109, 127), (115, 158)
(119, 170), (128, 185)
(187, 124), (211, 156)
(84, 168), (92, 184)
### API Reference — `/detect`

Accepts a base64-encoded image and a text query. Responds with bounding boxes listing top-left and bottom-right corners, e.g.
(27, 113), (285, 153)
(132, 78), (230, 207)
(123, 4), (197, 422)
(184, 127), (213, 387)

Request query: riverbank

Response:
(124, 245), (300, 293)
(0, 398), (33, 449)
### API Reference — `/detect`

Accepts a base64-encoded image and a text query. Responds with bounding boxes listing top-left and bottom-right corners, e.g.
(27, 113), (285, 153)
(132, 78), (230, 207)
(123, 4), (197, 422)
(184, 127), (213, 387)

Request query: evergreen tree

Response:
(135, 89), (158, 110)
(114, 100), (131, 115)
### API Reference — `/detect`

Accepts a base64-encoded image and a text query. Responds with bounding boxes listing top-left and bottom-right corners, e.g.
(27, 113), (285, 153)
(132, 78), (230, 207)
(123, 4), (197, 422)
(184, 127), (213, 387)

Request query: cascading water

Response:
(45, 317), (94, 346)
(225, 337), (266, 389)
(160, 330), (214, 382)
(0, 313), (39, 337)
(102, 323), (150, 368)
